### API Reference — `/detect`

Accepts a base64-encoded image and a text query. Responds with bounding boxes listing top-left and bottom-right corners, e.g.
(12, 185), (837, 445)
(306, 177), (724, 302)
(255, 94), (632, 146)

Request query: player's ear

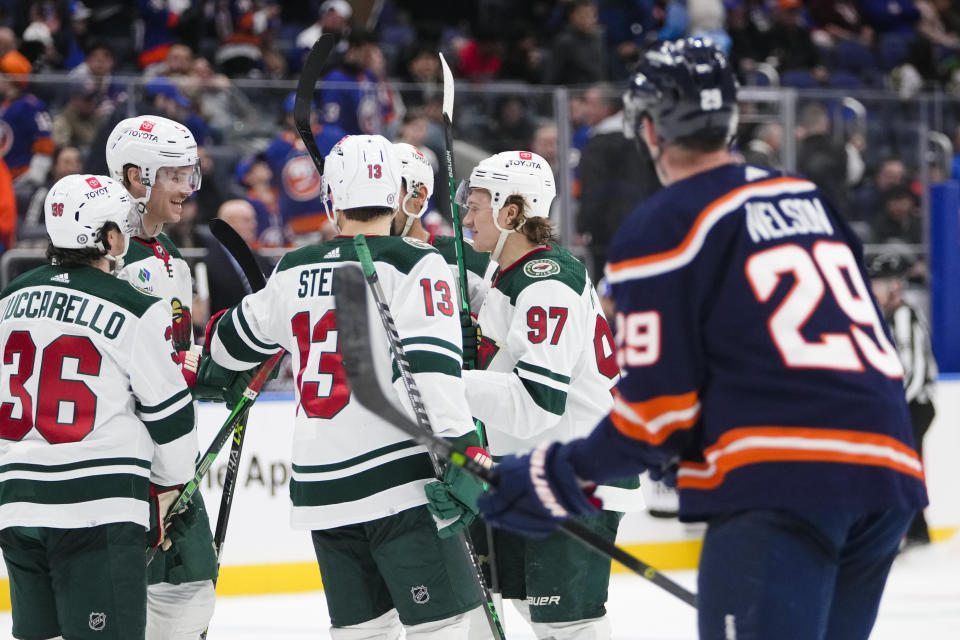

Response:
(125, 165), (141, 186)
(642, 117), (658, 150)
(416, 184), (428, 201)
(504, 202), (521, 228)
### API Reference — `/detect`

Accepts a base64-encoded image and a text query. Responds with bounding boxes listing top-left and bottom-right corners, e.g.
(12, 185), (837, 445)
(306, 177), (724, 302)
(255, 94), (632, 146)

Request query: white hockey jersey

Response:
(429, 235), (496, 315)
(118, 233), (195, 351)
(0, 264), (197, 529)
(210, 235), (477, 529)
(464, 245), (620, 456)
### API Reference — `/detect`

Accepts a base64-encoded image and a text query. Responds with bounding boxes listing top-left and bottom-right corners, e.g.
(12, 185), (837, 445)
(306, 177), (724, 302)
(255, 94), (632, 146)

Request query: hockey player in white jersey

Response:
(0, 174), (197, 640)
(449, 151), (643, 640)
(207, 134), (486, 639)
(390, 142), (495, 317)
(106, 115), (249, 639)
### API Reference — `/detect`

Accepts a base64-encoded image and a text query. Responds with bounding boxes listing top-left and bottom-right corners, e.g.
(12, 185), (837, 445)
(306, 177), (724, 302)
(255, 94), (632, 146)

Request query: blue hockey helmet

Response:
(623, 38), (738, 148)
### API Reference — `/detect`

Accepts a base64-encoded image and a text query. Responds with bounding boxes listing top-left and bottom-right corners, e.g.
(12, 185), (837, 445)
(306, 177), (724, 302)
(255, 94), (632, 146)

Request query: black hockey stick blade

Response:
(295, 33), (337, 176)
(334, 264), (699, 608)
(209, 218), (267, 292)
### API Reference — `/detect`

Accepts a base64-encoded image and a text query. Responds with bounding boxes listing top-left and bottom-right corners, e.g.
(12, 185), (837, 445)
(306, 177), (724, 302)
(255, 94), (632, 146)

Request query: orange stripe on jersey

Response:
(605, 176), (817, 283)
(31, 138), (54, 156)
(677, 426), (924, 490)
(287, 213), (331, 235)
(610, 389), (701, 444)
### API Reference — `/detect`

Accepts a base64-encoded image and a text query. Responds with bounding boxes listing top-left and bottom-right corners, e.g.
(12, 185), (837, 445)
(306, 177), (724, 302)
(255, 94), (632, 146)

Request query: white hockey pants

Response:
(146, 580), (216, 640)
(329, 606), (479, 640)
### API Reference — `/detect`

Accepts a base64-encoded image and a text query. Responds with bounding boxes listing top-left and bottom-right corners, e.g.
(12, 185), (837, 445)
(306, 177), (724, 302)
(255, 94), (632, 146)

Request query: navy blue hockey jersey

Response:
(575, 164), (927, 521)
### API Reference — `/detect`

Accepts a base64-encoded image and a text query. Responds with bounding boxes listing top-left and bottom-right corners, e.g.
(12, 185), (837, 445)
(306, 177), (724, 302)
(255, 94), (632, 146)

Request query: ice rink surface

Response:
(3, 535), (955, 639)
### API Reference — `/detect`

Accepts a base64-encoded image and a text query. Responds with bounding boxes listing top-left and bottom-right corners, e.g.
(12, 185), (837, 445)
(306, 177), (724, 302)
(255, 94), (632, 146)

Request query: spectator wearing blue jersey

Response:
(318, 31), (396, 135)
(135, 0), (185, 69)
(264, 92), (346, 244)
(0, 51), (54, 193)
(478, 38), (926, 640)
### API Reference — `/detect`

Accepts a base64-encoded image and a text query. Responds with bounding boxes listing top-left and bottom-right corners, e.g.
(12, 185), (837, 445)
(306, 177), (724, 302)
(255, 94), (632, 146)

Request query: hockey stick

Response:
(439, 50), (503, 603)
(209, 219), (267, 291)
(146, 350), (284, 566)
(351, 236), (507, 639)
(438, 53), (472, 336)
(294, 33), (337, 177)
(334, 263), (699, 609)
(207, 220), (268, 562)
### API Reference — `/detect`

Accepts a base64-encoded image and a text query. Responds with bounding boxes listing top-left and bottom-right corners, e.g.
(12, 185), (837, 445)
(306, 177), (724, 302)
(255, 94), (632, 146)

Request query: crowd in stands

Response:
(0, 0), (956, 289)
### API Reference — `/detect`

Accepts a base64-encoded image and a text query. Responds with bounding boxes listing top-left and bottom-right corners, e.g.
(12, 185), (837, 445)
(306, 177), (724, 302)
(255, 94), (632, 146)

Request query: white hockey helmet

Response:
(393, 142), (434, 236)
(45, 174), (137, 259)
(105, 115), (201, 195)
(455, 150), (556, 220)
(323, 135), (401, 213)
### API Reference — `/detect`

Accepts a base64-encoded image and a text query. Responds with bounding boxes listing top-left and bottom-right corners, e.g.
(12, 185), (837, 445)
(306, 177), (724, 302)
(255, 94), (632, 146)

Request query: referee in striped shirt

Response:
(869, 253), (938, 547)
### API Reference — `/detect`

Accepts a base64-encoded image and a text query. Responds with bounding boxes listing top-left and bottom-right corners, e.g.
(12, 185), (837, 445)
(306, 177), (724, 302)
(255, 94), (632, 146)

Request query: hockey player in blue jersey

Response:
(477, 38), (928, 640)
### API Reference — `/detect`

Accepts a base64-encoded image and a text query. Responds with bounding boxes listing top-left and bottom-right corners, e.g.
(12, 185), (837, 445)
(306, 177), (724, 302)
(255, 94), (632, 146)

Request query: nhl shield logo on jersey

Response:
(88, 611), (106, 631)
(402, 237), (432, 250)
(524, 259), (560, 278)
(411, 585), (430, 604)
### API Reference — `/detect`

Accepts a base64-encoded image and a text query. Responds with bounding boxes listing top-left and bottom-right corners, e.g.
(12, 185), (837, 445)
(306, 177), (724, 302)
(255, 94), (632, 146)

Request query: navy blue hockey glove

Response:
(478, 442), (602, 538)
(425, 445), (491, 538)
(648, 462), (678, 488)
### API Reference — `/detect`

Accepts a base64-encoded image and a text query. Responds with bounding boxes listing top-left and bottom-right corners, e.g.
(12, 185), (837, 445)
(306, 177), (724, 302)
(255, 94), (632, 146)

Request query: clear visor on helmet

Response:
(454, 180), (472, 208)
(154, 160), (202, 192)
(121, 199), (139, 248)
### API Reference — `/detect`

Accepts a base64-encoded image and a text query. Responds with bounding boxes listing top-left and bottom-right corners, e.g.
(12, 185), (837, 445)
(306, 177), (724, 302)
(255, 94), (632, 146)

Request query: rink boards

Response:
(0, 378), (957, 606)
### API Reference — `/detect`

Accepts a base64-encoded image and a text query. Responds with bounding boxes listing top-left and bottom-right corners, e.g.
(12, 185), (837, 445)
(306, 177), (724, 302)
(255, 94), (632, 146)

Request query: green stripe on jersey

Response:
(290, 452), (435, 507)
(0, 265), (158, 318)
(292, 441), (421, 474)
(234, 304), (281, 352)
(216, 307), (277, 362)
(391, 351), (462, 382)
(0, 457), (150, 475)
(515, 360), (571, 385)
(0, 473), (149, 505)
(493, 245), (588, 305)
(400, 336), (462, 357)
(142, 403), (195, 445)
(137, 388), (191, 415)
(275, 236), (439, 276)
(518, 376), (566, 416)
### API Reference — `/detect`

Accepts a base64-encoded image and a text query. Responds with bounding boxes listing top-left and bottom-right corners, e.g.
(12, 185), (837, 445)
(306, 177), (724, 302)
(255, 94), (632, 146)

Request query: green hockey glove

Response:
(425, 443), (491, 539)
(190, 352), (235, 402)
(222, 355), (282, 410)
